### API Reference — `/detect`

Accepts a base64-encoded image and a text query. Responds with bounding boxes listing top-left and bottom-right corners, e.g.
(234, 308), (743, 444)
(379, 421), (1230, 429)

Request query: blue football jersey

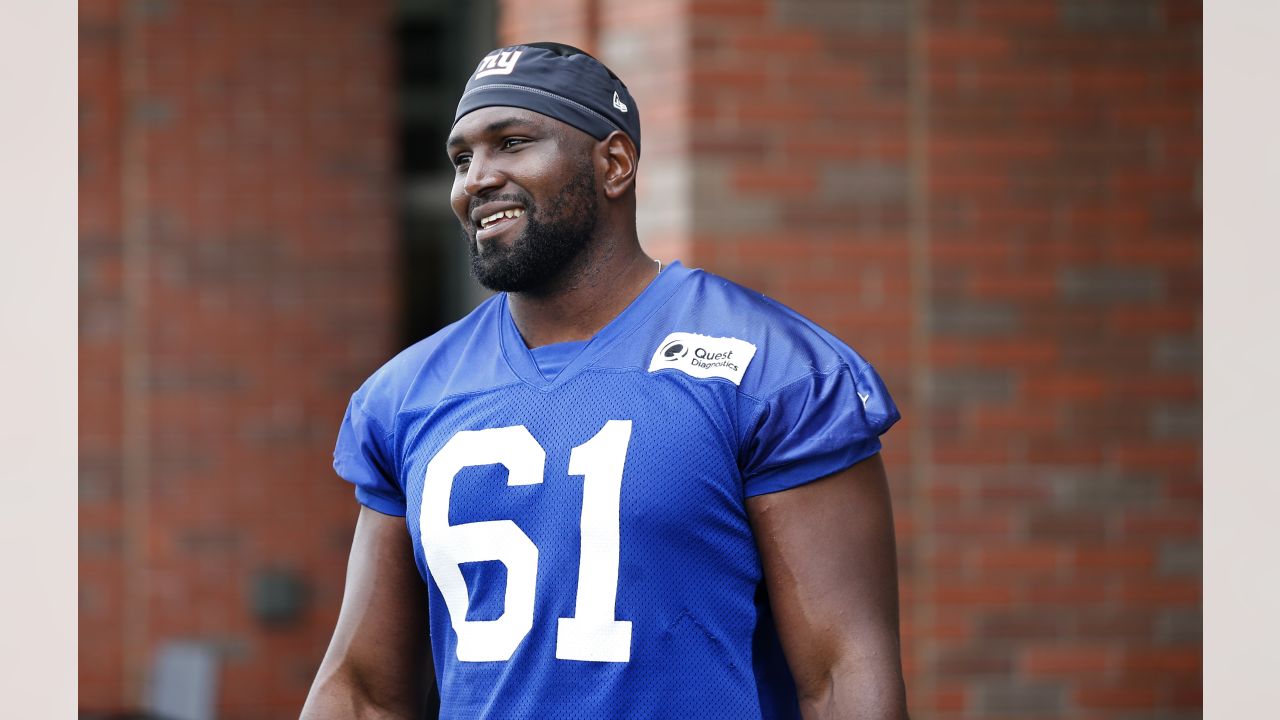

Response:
(333, 262), (899, 719)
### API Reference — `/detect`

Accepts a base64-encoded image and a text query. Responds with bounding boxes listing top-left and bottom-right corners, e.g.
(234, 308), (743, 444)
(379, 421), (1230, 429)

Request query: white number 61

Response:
(421, 421), (634, 663)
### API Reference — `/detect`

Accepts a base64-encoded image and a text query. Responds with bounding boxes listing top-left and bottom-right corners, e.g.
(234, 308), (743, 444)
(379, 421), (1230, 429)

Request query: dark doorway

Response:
(395, 0), (496, 346)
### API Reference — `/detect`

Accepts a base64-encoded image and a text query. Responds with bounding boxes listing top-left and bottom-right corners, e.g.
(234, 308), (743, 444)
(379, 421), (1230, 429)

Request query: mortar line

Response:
(120, 0), (152, 707)
(907, 0), (936, 712)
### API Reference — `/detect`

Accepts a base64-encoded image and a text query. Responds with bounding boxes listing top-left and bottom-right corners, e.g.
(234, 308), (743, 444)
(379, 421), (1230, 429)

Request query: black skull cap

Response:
(453, 42), (641, 154)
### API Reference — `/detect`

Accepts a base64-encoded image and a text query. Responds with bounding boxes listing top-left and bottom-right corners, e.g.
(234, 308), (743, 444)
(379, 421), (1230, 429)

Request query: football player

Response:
(302, 42), (908, 720)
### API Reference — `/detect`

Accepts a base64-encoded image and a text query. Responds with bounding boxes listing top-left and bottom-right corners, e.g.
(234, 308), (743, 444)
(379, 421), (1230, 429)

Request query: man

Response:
(302, 42), (908, 719)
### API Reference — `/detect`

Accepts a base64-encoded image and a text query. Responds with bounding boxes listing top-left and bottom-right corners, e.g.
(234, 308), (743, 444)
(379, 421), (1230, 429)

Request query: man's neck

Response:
(506, 241), (658, 349)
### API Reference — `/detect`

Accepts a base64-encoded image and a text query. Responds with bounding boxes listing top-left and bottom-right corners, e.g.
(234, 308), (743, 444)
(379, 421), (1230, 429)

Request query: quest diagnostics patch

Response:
(648, 332), (757, 386)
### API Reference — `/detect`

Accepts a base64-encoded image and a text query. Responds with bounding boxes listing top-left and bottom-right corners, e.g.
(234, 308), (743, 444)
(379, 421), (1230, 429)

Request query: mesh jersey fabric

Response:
(333, 261), (900, 719)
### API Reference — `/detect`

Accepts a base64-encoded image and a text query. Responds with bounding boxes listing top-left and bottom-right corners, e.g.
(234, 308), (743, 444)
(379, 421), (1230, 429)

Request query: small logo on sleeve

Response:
(474, 49), (523, 78)
(648, 333), (757, 386)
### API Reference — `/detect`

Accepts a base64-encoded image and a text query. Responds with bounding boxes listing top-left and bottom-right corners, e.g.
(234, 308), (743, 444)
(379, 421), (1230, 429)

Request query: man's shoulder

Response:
(672, 266), (835, 336)
(644, 265), (877, 399)
(348, 294), (509, 418)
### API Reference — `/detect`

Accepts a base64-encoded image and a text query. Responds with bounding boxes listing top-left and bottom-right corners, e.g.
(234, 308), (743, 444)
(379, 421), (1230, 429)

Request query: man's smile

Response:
(474, 206), (526, 244)
(478, 207), (525, 229)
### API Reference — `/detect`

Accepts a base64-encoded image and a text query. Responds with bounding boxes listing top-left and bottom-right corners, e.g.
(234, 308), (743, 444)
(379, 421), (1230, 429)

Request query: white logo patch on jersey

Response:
(648, 332), (757, 386)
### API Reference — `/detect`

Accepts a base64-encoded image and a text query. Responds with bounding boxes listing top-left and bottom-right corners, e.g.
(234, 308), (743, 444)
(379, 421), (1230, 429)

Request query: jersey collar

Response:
(499, 261), (690, 389)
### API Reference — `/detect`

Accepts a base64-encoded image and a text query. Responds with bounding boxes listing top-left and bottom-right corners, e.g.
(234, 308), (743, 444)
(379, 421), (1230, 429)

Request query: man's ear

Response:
(598, 131), (638, 199)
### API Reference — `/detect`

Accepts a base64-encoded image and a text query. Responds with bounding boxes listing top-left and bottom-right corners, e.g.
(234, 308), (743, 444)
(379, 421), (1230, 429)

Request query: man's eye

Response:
(452, 154), (471, 169)
(501, 138), (527, 150)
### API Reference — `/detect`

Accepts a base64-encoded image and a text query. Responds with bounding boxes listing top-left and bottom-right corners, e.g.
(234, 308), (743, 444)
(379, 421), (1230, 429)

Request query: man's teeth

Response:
(480, 208), (524, 229)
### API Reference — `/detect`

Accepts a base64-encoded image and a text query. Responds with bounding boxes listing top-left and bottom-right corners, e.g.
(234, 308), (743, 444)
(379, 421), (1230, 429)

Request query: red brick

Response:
(732, 30), (821, 55)
(1025, 512), (1108, 542)
(933, 583), (1016, 606)
(689, 0), (768, 20)
(1121, 512), (1200, 539)
(976, 479), (1054, 504)
(1172, 680), (1202, 707)
(781, 64), (867, 95)
(1026, 582), (1109, 605)
(1121, 647), (1201, 675)
(930, 171), (1010, 195)
(733, 99), (821, 125)
(1111, 104), (1199, 127)
(932, 513), (1013, 538)
(1165, 0), (1203, 27)
(1119, 580), (1200, 606)
(1077, 684), (1160, 709)
(1114, 443), (1201, 471)
(1069, 68), (1156, 95)
(1023, 645), (1113, 676)
(930, 682), (968, 712)
(937, 647), (1014, 675)
(969, 269), (1058, 301)
(1074, 609), (1154, 639)
(926, 29), (1012, 58)
(1023, 374), (1107, 401)
(971, 0), (1058, 26)
(969, 404), (1059, 434)
(690, 67), (768, 92)
(780, 136), (865, 160)
(1113, 376), (1199, 402)
(732, 165), (819, 195)
(976, 546), (1063, 575)
(933, 441), (1013, 465)
(933, 338), (1060, 367)
(1073, 548), (1155, 572)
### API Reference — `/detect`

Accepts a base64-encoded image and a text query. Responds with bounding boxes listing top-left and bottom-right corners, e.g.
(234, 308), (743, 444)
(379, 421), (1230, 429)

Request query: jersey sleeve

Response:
(333, 392), (406, 516)
(739, 361), (900, 497)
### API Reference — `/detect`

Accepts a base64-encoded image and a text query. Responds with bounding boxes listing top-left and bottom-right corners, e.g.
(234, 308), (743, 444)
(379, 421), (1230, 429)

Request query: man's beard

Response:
(465, 163), (598, 294)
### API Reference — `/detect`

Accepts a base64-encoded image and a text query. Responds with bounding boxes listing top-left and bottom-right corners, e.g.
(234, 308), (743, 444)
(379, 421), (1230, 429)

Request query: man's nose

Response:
(463, 154), (504, 197)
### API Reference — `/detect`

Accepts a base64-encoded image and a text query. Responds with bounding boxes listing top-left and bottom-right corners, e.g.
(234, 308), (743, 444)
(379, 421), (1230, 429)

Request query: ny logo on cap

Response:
(474, 49), (523, 79)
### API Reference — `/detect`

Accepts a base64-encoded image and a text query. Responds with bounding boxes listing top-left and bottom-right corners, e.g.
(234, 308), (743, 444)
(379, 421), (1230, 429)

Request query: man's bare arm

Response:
(301, 506), (432, 720)
(746, 453), (909, 720)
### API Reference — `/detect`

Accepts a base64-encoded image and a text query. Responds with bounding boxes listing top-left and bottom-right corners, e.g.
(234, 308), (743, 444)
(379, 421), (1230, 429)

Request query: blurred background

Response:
(79, 0), (1201, 718)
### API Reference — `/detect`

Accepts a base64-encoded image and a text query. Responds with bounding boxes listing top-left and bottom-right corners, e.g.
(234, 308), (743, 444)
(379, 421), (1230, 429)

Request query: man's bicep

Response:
(746, 453), (908, 719)
(303, 505), (432, 718)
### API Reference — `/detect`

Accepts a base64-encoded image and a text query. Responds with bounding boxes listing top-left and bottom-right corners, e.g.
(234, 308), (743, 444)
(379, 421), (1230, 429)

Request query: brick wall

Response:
(81, 0), (127, 706)
(80, 0), (1200, 716)
(499, 0), (1201, 718)
(79, 1), (396, 716)
(922, 2), (1200, 717)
